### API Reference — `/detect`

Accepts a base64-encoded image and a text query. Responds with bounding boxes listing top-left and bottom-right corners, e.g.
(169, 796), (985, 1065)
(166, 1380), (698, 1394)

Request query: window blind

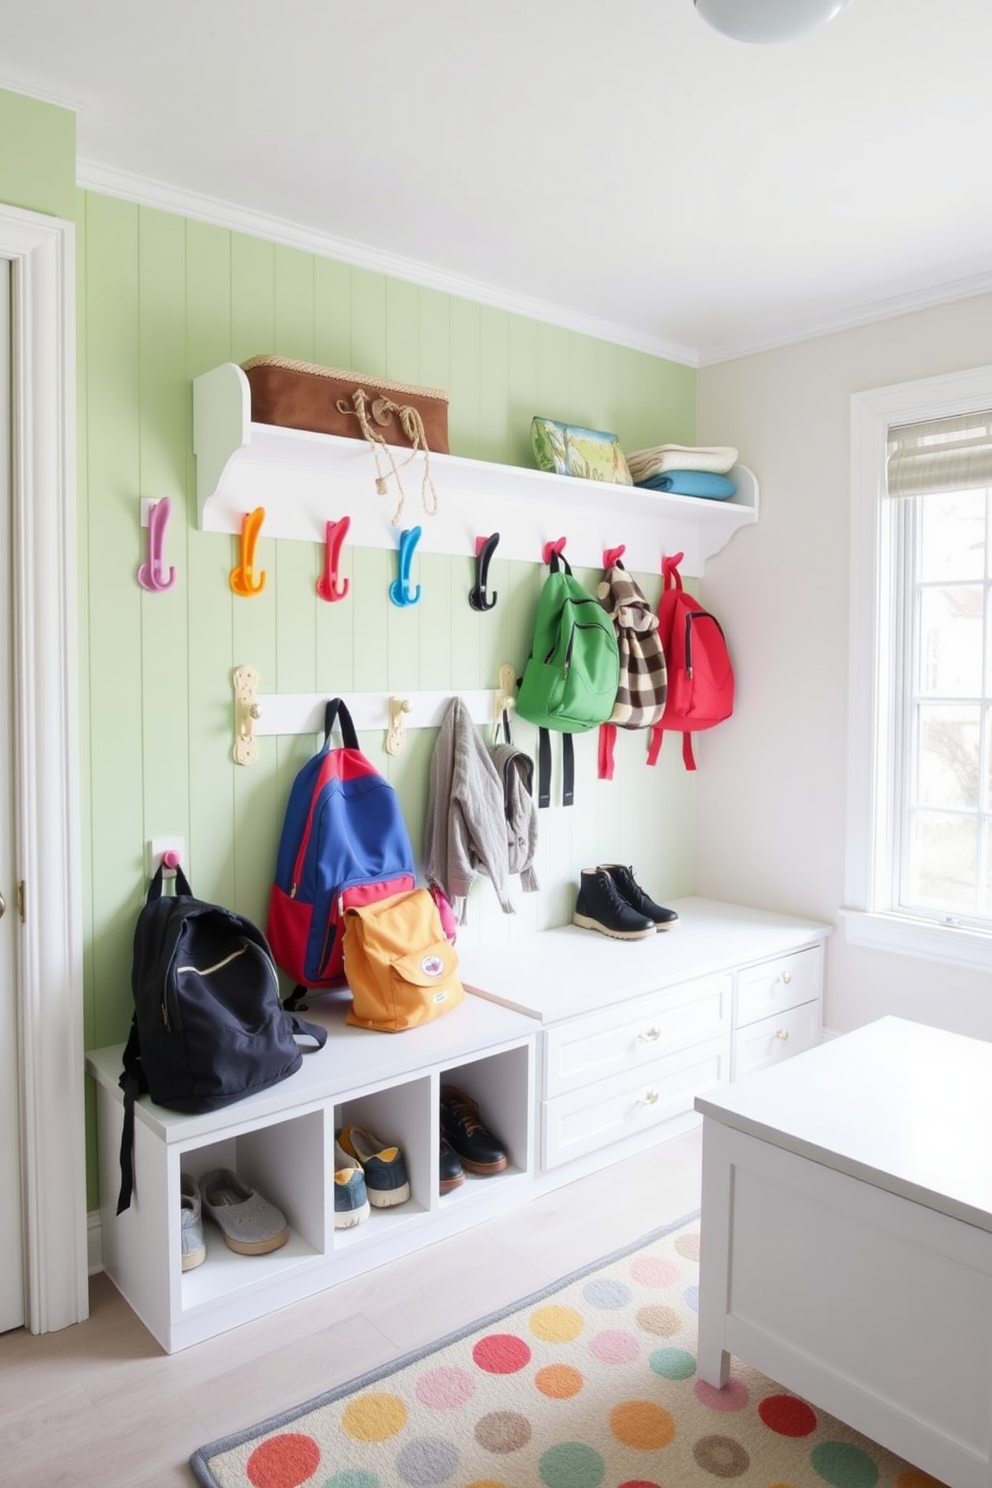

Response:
(886, 409), (992, 496)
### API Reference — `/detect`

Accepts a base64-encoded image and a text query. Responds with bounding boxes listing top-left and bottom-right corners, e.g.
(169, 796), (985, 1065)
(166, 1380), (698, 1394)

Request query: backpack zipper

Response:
(683, 610), (727, 678)
(164, 941), (279, 1030)
(289, 755), (339, 896)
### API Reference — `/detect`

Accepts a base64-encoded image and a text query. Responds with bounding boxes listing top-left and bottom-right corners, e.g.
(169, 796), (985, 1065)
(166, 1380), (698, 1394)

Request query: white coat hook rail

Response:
(232, 666), (520, 764)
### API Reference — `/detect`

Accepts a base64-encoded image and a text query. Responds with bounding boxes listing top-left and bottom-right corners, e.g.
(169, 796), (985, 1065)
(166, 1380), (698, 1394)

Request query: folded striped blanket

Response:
(627, 443), (738, 478)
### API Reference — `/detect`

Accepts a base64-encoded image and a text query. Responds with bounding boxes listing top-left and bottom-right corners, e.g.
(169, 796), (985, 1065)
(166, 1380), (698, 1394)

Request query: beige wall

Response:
(696, 293), (992, 1038)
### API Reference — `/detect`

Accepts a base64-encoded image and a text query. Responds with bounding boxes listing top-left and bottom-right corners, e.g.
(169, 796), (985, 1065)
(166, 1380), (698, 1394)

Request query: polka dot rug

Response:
(189, 1214), (947, 1488)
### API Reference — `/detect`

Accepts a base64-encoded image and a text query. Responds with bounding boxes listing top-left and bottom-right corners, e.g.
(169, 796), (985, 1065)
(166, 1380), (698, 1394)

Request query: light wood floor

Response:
(0, 1127), (702, 1487)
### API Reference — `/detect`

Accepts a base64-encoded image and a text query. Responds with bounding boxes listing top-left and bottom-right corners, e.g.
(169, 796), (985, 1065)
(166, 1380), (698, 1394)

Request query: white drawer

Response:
(541, 1033), (731, 1170)
(732, 998), (821, 1081)
(542, 973), (732, 1100)
(735, 945), (822, 1028)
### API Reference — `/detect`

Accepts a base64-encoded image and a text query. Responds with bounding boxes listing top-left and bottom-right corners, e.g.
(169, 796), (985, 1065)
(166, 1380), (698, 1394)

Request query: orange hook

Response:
(230, 508), (267, 596)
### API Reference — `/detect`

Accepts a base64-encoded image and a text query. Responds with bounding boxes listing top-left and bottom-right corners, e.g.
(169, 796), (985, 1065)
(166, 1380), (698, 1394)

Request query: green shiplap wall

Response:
(0, 88), (75, 220)
(76, 189), (697, 1206)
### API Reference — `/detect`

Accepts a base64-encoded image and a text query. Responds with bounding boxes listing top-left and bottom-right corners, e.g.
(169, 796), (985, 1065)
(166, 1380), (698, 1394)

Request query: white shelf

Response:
(193, 362), (758, 576)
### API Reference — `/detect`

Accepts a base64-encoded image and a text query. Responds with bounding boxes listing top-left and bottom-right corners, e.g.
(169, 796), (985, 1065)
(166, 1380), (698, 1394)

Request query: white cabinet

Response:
(542, 1035), (732, 1170)
(86, 994), (535, 1353)
(732, 945), (823, 1080)
(459, 897), (831, 1180)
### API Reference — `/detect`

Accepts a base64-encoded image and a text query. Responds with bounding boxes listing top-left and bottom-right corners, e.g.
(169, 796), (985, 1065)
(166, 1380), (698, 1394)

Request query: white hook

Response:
(233, 665), (261, 765)
(386, 696), (412, 756)
(493, 663), (517, 740)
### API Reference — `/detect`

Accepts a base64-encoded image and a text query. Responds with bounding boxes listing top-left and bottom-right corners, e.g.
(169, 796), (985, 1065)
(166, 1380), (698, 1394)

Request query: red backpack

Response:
(647, 552), (734, 771)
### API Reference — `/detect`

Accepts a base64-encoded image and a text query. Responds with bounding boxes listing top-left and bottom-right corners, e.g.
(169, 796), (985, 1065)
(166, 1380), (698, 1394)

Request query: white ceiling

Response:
(4, 0), (992, 365)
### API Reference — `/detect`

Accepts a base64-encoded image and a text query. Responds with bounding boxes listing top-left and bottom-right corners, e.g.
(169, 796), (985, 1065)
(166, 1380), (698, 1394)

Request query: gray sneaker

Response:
(199, 1168), (290, 1255)
(180, 1173), (206, 1271)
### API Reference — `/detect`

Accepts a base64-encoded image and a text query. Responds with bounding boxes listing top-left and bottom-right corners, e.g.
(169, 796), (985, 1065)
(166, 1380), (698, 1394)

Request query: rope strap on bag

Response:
(337, 388), (439, 526)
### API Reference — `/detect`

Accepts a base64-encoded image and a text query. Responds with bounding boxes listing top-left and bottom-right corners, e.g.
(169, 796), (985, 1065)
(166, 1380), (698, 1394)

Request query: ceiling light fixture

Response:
(694, 0), (851, 43)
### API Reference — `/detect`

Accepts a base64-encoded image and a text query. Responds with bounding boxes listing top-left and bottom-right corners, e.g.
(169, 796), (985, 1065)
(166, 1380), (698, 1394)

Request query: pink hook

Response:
(161, 850), (180, 870)
(137, 497), (176, 592)
(542, 536), (568, 563)
(603, 544), (626, 569)
(317, 516), (351, 602)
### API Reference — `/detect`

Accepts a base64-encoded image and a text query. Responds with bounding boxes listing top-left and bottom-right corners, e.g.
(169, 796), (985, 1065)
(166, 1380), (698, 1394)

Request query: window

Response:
(845, 366), (992, 970)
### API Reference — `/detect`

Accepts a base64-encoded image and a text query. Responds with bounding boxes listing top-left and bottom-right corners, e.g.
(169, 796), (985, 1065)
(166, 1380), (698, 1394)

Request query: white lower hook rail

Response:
(231, 666), (518, 764)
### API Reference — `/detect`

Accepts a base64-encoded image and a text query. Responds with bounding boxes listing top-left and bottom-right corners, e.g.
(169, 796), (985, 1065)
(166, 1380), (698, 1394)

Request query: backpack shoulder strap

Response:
(116, 1019), (147, 1215)
(536, 728), (576, 809)
(598, 722), (617, 781)
(322, 697), (359, 751)
(288, 1014), (328, 1048)
(662, 550), (685, 592)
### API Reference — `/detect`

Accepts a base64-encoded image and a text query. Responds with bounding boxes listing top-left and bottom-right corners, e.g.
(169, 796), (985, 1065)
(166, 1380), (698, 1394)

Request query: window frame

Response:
(844, 363), (992, 972)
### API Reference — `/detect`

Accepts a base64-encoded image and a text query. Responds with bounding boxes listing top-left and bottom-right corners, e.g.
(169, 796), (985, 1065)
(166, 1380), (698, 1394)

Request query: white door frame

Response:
(3, 202), (87, 1332)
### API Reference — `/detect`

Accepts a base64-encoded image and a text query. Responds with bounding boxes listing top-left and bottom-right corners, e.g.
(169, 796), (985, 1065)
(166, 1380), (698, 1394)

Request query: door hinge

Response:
(16, 882), (25, 922)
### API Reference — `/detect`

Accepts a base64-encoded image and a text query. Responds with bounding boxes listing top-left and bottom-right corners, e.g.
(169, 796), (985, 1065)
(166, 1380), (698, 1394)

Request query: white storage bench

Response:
(86, 896), (830, 1352)
(87, 994), (536, 1353)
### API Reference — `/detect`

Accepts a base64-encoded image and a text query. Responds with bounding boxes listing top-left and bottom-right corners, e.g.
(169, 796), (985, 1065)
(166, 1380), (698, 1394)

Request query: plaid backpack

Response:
(596, 560), (668, 780)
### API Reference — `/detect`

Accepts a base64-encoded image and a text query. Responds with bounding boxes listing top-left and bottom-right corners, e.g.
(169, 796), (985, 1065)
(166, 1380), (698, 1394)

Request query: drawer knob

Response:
(639, 1089), (660, 1106)
(778, 969), (793, 985)
(639, 1026), (662, 1042)
(775, 1028), (790, 1041)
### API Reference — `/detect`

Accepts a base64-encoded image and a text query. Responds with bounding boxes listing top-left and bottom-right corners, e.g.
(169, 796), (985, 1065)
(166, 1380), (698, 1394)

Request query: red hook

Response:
(542, 536), (568, 563)
(317, 516), (351, 602)
(603, 544), (626, 569)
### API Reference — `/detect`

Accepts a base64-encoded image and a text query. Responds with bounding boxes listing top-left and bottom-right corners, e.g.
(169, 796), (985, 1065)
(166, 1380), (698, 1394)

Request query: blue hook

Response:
(389, 526), (422, 607)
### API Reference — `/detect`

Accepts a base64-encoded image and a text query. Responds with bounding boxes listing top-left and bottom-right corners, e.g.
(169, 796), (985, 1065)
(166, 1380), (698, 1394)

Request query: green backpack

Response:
(516, 550), (620, 807)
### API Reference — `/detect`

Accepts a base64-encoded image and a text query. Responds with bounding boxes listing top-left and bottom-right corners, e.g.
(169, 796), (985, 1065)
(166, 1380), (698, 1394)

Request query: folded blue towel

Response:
(636, 470), (737, 499)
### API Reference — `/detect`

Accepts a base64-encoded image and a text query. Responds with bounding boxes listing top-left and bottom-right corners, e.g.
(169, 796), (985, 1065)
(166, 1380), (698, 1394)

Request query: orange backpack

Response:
(342, 889), (465, 1032)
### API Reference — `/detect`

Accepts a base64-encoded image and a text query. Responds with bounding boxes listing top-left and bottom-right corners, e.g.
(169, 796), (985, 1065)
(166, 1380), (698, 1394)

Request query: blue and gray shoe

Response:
(333, 1140), (371, 1228)
(338, 1125), (411, 1208)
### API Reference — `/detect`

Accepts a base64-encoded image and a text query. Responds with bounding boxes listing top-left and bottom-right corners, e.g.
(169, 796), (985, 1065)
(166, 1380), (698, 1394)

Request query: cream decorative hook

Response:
(385, 696), (412, 756)
(233, 665), (261, 765)
(493, 662), (517, 738)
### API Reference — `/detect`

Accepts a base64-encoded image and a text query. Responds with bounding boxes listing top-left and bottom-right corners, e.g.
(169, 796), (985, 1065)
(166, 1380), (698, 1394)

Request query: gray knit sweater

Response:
(423, 696), (515, 924)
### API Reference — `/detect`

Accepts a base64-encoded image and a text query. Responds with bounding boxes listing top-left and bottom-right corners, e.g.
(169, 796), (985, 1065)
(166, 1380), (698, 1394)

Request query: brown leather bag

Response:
(242, 355), (450, 454)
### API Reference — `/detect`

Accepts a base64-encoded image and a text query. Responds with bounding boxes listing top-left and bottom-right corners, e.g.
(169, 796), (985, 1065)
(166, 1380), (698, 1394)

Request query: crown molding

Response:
(74, 159), (992, 372)
(0, 73), (87, 113)
(697, 268), (992, 366)
(76, 158), (699, 368)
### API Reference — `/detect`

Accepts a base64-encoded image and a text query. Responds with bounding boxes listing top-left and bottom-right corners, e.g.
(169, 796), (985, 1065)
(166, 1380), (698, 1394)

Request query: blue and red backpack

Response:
(267, 698), (415, 1008)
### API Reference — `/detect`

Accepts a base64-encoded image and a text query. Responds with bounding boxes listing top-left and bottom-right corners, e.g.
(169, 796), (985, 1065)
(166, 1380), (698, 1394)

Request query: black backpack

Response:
(116, 866), (327, 1213)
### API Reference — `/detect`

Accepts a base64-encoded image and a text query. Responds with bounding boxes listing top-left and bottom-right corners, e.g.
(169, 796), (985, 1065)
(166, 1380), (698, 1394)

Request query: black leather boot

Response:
(601, 863), (680, 931)
(440, 1086), (508, 1175)
(439, 1133), (464, 1193)
(573, 868), (655, 940)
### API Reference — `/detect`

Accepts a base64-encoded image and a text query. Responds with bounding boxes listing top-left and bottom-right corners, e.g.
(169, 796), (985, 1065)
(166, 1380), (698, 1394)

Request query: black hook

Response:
(469, 532), (500, 611)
